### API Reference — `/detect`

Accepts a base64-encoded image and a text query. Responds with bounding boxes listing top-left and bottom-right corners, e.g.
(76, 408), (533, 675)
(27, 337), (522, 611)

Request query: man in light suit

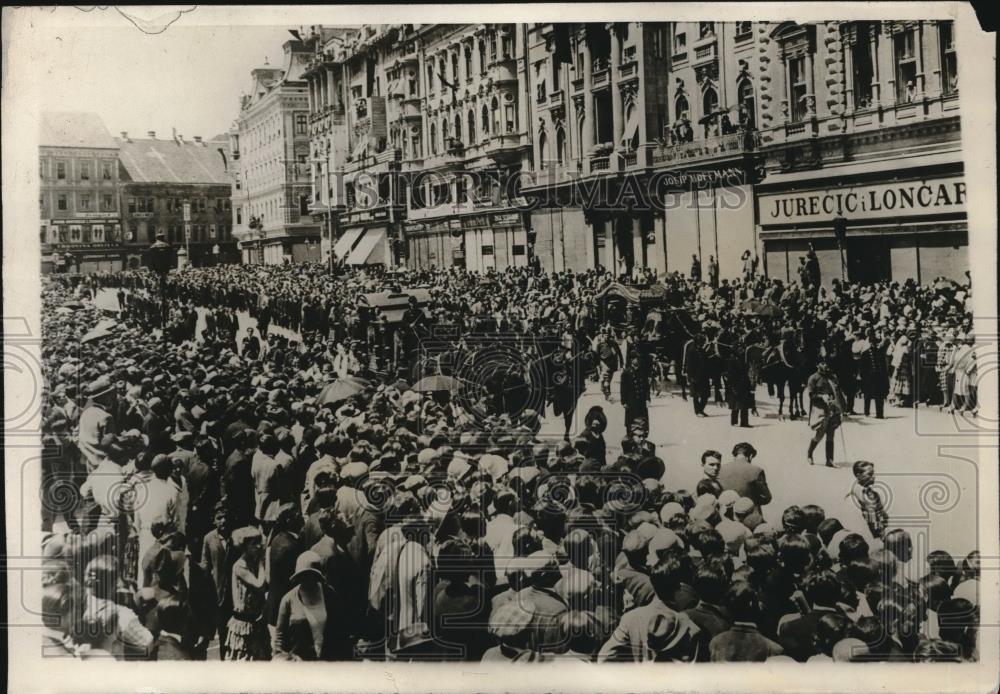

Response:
(717, 442), (770, 528)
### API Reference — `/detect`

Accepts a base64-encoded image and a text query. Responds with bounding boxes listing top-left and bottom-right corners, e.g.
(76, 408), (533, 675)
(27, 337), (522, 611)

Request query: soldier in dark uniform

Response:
(806, 361), (846, 467)
(831, 330), (858, 414)
(725, 340), (754, 428)
(684, 334), (710, 417)
(620, 352), (651, 431)
(547, 330), (589, 441)
(858, 327), (890, 419)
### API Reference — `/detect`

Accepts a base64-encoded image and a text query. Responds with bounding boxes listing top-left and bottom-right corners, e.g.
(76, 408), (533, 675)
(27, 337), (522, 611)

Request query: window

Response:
(894, 31), (918, 102)
(453, 114), (462, 145)
(295, 112), (308, 134)
(57, 162), (66, 180)
(464, 47), (472, 81)
(479, 41), (486, 73)
(224, 198), (231, 211)
(101, 194), (113, 211)
(850, 24), (875, 109)
(236, 206), (243, 225)
(430, 123), (437, 154)
(504, 102), (516, 133)
(80, 162), (90, 180)
(789, 55), (809, 121)
(699, 22), (715, 39)
(128, 197), (136, 214)
(672, 30), (686, 55)
(556, 127), (566, 165)
(468, 110), (476, 143)
(40, 159), (45, 178)
(538, 131), (548, 170)
(552, 60), (560, 91)
(703, 88), (720, 137)
(489, 32), (498, 62)
(427, 64), (435, 92)
(736, 22), (752, 37)
(149, 197), (157, 212)
(738, 80), (756, 128)
(651, 25), (669, 58)
(675, 94), (689, 121)
(940, 21), (957, 94)
(455, 175), (466, 205)
(537, 77), (547, 103)
(57, 194), (67, 211)
(102, 161), (113, 180)
(452, 52), (460, 82)
(92, 226), (104, 242)
(482, 104), (490, 135)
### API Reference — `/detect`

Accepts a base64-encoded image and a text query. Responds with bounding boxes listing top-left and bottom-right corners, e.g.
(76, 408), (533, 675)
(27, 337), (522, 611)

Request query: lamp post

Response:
(148, 230), (174, 335)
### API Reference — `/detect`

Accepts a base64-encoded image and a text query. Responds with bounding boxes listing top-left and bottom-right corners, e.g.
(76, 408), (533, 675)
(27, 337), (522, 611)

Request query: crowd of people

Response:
(39, 257), (979, 664)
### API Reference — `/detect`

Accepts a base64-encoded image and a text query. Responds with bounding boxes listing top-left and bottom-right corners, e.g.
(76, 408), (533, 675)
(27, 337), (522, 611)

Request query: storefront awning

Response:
(332, 227), (364, 259)
(345, 228), (387, 266)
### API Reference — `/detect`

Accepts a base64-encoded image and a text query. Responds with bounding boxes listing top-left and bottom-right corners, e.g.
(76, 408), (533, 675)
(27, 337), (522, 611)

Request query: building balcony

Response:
(483, 133), (527, 159)
(589, 155), (611, 173)
(618, 61), (638, 81)
(375, 147), (402, 165)
(649, 129), (759, 167)
(549, 90), (564, 107)
(571, 77), (585, 93)
(592, 69), (610, 88)
(402, 98), (422, 120)
(692, 39), (716, 65)
(489, 58), (518, 84)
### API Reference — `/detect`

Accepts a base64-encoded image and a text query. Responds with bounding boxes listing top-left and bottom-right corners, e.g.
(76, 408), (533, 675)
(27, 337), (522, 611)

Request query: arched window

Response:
(454, 114), (462, 144)
(468, 110), (476, 142)
(576, 114), (585, 158)
(478, 41), (486, 73)
(427, 64), (435, 92)
(441, 117), (449, 150)
(556, 127), (566, 164)
(430, 122), (437, 154)
(482, 104), (490, 135)
(738, 79), (756, 128)
(702, 88), (719, 136)
(675, 94), (689, 121)
(538, 131), (548, 170)
(491, 97), (500, 133)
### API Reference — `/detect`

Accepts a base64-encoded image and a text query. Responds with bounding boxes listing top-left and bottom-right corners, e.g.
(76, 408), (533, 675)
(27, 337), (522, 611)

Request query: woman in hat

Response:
(272, 551), (351, 660)
(226, 527), (270, 660)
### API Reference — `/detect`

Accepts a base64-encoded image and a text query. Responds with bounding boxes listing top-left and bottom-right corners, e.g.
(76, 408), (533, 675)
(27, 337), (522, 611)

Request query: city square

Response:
(17, 11), (991, 676)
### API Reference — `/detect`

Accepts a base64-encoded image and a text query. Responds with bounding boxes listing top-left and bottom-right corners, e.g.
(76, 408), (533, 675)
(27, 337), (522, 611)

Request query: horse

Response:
(759, 333), (807, 419)
(657, 308), (698, 398)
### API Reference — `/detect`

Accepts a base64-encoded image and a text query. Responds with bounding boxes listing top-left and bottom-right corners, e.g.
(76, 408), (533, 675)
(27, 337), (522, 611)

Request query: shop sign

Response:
(760, 176), (967, 224)
(462, 214), (491, 230)
(492, 212), (520, 226)
(655, 167), (747, 190)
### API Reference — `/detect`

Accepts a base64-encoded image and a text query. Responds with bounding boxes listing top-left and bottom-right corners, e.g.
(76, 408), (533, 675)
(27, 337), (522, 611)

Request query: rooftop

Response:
(117, 136), (229, 185)
(40, 111), (117, 149)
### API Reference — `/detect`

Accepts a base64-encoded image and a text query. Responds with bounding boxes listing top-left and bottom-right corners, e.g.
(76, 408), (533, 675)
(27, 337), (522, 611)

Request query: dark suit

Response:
(717, 461), (771, 507)
(777, 606), (845, 662)
(266, 530), (302, 626)
(152, 633), (192, 660)
(709, 623), (784, 662)
(684, 601), (733, 662)
(200, 529), (237, 658)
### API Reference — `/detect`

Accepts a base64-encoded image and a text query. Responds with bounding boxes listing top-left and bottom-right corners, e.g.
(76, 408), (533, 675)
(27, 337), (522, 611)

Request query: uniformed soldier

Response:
(806, 361), (846, 467)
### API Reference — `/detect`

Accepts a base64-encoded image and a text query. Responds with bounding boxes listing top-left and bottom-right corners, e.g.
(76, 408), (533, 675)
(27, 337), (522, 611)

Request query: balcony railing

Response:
(549, 90), (564, 106)
(619, 62), (638, 79)
(693, 43), (716, 63)
(622, 151), (638, 168)
(650, 129), (759, 166)
(590, 156), (610, 172)
(592, 69), (609, 87)
(571, 77), (584, 93)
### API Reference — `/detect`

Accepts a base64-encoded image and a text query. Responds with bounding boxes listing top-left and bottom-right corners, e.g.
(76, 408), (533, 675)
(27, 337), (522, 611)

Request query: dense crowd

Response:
(40, 259), (979, 663)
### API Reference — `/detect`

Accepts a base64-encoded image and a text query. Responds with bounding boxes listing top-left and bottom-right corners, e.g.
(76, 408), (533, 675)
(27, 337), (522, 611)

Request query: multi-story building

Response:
(296, 22), (966, 283)
(231, 40), (321, 265)
(117, 131), (236, 268)
(302, 23), (534, 271)
(40, 112), (123, 273)
(754, 20), (965, 284)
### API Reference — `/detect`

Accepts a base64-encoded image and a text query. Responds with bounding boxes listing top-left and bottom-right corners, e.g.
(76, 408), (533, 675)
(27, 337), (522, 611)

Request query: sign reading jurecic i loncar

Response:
(760, 176), (967, 224)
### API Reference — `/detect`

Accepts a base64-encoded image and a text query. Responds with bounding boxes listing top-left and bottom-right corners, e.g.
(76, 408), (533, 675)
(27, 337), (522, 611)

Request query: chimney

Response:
(193, 135), (203, 144)
(147, 131), (156, 139)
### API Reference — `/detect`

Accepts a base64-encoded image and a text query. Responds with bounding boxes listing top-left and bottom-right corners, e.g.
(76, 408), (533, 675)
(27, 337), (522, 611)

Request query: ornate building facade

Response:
(231, 40), (321, 265)
(294, 22), (966, 283)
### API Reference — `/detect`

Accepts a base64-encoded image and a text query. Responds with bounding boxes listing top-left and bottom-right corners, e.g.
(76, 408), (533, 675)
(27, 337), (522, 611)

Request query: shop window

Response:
(92, 226), (104, 242)
(70, 226), (81, 242)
